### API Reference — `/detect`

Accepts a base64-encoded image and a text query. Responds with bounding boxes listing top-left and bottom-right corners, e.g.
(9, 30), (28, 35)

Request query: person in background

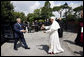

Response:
(34, 20), (39, 32)
(38, 21), (43, 31)
(75, 9), (83, 46)
(27, 21), (31, 33)
(57, 18), (64, 38)
(44, 19), (51, 26)
(23, 21), (26, 30)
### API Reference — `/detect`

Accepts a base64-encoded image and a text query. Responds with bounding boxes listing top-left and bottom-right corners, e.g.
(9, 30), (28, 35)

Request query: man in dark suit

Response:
(44, 19), (51, 26)
(57, 18), (64, 38)
(14, 18), (30, 50)
(34, 20), (39, 32)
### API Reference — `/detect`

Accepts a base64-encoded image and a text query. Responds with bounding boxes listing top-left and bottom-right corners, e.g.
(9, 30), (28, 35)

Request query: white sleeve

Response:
(81, 27), (83, 33)
(45, 28), (56, 33)
(44, 26), (53, 33)
(45, 21), (60, 33)
(44, 26), (50, 30)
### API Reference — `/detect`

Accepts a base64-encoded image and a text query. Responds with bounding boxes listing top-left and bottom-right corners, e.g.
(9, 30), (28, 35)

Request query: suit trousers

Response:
(14, 35), (28, 49)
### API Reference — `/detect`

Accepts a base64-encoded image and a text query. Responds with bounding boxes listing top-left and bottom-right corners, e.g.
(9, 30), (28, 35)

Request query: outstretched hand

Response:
(41, 27), (44, 30)
(43, 31), (46, 33)
(20, 30), (26, 33)
(41, 24), (45, 30)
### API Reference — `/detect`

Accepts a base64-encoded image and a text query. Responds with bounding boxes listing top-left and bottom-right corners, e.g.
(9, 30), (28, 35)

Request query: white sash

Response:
(81, 27), (83, 33)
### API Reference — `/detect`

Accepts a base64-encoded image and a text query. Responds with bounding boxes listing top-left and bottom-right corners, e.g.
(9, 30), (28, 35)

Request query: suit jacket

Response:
(14, 23), (24, 38)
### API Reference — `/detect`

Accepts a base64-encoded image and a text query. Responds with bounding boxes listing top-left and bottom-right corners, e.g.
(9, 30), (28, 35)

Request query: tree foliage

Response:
(1, 1), (26, 22)
(1, 1), (14, 22)
(73, 5), (83, 19)
(27, 1), (54, 22)
(53, 2), (72, 18)
(12, 11), (26, 21)
(41, 1), (54, 19)
(1, 1), (83, 23)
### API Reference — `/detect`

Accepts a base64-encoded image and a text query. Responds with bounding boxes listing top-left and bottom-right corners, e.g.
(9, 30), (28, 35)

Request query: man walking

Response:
(14, 18), (30, 50)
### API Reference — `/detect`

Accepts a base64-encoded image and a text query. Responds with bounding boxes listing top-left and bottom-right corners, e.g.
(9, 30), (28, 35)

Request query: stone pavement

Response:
(1, 31), (83, 56)
(63, 32), (83, 56)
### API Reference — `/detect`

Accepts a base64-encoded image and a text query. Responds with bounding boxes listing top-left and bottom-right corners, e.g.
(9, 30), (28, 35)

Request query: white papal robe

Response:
(44, 21), (64, 53)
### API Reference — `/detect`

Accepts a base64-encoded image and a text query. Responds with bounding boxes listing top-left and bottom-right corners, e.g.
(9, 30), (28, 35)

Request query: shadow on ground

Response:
(6, 40), (25, 49)
(64, 40), (83, 47)
(74, 51), (83, 56)
(37, 45), (49, 53)
(64, 40), (83, 56)
(64, 40), (75, 45)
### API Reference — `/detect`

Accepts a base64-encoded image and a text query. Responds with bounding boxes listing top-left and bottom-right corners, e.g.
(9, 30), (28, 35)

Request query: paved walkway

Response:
(63, 32), (83, 56)
(1, 31), (83, 56)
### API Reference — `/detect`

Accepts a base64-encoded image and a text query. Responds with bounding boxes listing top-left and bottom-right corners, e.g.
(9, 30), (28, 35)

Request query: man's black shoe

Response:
(14, 48), (18, 50)
(25, 47), (30, 49)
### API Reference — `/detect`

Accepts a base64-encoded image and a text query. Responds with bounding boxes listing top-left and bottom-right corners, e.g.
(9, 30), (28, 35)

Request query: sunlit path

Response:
(1, 31), (82, 56)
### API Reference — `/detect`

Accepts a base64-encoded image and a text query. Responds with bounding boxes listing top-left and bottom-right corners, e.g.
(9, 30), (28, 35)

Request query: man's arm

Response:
(41, 24), (50, 30)
(45, 22), (60, 33)
(14, 24), (21, 33)
(45, 28), (56, 33)
(14, 24), (26, 33)
(44, 26), (50, 30)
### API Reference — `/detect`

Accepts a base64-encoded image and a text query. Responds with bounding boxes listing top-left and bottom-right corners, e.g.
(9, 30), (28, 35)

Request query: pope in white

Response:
(41, 17), (64, 54)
